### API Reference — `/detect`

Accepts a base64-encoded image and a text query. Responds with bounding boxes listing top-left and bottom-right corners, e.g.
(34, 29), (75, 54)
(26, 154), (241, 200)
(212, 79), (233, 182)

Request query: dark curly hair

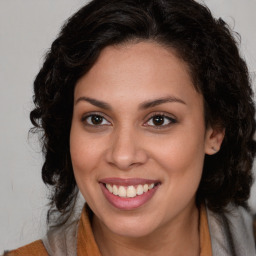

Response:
(30, 0), (256, 225)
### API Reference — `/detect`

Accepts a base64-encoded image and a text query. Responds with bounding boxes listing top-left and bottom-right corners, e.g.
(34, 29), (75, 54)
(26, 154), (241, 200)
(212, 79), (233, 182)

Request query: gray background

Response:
(0, 0), (255, 252)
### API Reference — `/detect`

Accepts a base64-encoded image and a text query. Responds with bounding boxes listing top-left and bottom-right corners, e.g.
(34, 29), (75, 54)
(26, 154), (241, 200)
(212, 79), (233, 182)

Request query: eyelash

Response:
(144, 113), (177, 128)
(81, 112), (111, 127)
(81, 112), (177, 129)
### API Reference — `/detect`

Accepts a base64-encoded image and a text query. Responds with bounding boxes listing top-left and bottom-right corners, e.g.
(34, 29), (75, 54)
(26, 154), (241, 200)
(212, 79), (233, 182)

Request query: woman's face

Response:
(70, 42), (219, 238)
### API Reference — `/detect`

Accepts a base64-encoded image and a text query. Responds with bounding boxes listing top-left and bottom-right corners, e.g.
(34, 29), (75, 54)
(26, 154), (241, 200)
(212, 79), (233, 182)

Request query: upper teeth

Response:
(105, 183), (155, 198)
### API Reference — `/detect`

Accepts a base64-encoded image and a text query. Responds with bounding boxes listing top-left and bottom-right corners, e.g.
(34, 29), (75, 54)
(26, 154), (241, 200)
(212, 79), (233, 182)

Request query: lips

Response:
(99, 178), (160, 210)
(105, 183), (155, 198)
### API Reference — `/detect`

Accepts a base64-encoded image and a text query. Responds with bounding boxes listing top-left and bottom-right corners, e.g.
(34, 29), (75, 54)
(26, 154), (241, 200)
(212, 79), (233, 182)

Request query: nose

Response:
(106, 127), (148, 170)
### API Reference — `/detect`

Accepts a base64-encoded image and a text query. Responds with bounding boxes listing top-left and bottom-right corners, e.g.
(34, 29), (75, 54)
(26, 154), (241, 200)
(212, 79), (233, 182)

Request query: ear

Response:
(204, 126), (225, 155)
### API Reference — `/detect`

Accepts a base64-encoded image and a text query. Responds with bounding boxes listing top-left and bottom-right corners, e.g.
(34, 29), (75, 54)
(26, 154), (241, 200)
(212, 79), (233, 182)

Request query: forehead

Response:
(74, 41), (201, 108)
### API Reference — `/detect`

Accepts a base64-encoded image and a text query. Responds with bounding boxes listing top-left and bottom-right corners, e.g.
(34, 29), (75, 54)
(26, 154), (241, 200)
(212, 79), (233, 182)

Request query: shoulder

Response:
(207, 205), (256, 255)
(3, 240), (48, 256)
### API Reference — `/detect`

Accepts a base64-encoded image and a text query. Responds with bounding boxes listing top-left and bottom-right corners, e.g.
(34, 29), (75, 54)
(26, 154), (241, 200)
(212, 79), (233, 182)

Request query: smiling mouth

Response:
(99, 178), (161, 210)
(104, 183), (160, 198)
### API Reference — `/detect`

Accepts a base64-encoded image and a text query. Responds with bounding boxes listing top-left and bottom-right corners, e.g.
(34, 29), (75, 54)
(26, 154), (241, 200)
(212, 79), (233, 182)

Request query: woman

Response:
(5, 0), (256, 255)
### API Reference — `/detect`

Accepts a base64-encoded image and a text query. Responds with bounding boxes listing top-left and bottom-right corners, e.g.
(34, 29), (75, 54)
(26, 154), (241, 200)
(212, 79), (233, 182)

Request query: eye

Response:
(145, 114), (176, 128)
(82, 114), (111, 126)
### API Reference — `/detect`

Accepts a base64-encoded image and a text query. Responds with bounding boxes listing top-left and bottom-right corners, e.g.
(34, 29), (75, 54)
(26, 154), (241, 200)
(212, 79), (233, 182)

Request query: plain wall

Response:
(0, 0), (255, 252)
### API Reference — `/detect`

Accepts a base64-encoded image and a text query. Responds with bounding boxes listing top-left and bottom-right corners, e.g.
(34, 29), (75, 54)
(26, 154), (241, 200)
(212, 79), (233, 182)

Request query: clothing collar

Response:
(42, 203), (255, 256)
(77, 204), (212, 255)
(207, 204), (256, 256)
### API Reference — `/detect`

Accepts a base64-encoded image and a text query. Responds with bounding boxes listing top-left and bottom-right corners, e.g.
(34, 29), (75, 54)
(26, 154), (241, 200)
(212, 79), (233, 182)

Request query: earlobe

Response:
(205, 126), (225, 155)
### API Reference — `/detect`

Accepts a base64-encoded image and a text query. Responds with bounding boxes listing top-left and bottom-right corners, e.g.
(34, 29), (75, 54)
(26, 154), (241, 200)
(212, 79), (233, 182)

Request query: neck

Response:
(92, 204), (200, 256)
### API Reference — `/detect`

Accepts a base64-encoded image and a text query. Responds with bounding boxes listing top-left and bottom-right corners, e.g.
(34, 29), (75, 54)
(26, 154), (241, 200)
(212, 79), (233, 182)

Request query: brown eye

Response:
(146, 114), (176, 128)
(91, 115), (103, 125)
(152, 115), (164, 126)
(83, 114), (111, 126)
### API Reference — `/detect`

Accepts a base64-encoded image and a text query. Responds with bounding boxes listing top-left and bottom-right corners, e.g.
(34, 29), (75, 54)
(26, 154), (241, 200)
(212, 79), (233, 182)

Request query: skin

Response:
(70, 41), (224, 256)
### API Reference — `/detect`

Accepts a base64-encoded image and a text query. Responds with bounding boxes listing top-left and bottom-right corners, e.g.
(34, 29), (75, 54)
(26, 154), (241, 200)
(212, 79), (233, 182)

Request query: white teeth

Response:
(149, 183), (154, 189)
(136, 185), (144, 195)
(105, 182), (157, 198)
(113, 185), (118, 195)
(118, 186), (126, 197)
(143, 184), (149, 192)
(127, 186), (137, 198)
(106, 183), (113, 193)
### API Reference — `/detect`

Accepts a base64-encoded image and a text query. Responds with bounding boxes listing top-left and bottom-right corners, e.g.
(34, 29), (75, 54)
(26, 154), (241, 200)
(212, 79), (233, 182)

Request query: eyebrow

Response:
(138, 96), (186, 110)
(75, 96), (186, 110)
(75, 96), (112, 110)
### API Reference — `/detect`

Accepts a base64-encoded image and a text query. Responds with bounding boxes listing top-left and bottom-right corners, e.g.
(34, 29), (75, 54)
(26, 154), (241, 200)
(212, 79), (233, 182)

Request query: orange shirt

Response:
(6, 205), (212, 256)
(199, 206), (212, 256)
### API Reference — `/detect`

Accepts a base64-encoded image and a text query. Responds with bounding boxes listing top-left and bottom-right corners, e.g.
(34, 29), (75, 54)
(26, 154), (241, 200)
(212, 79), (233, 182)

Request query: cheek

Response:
(71, 141), (99, 173)
(70, 129), (102, 203)
(153, 131), (206, 173)
(70, 123), (105, 171)
(150, 124), (206, 199)
(153, 134), (205, 209)
(70, 125), (100, 189)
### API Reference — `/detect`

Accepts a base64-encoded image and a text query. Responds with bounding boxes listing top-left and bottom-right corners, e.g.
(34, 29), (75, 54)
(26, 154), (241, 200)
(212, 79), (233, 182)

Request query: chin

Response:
(102, 214), (161, 238)
(111, 225), (156, 238)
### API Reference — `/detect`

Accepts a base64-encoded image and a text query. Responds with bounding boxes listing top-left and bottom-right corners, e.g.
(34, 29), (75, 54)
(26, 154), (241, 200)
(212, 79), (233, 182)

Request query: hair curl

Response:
(30, 0), (256, 225)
